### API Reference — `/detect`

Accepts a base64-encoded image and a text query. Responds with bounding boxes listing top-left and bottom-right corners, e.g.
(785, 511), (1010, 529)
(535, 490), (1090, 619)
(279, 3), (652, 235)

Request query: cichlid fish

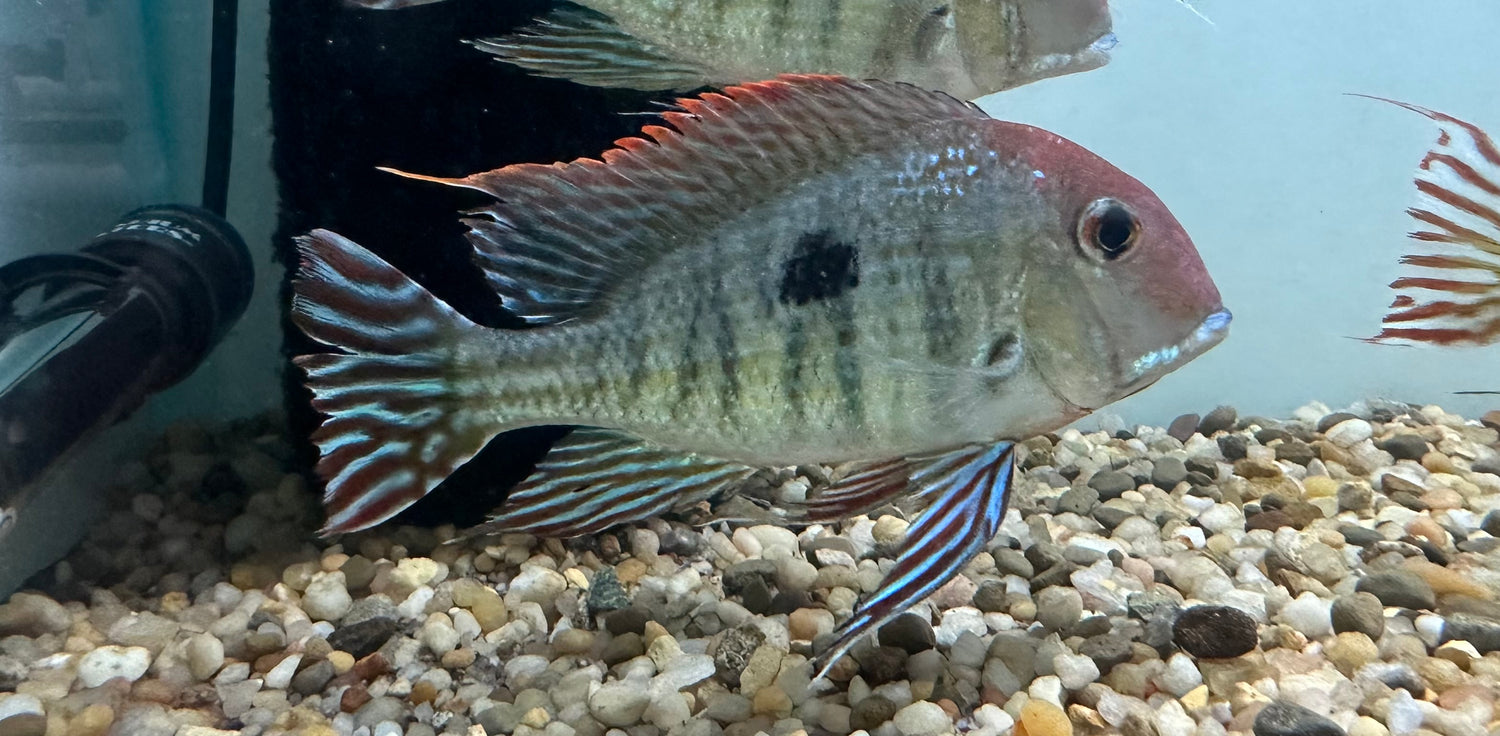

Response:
(292, 75), (1229, 676)
(346, 0), (1117, 100)
(1364, 98), (1500, 345)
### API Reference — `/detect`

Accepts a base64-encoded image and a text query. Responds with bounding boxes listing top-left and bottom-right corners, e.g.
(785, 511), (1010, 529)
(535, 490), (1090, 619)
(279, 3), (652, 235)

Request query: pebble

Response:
(1035, 587), (1083, 632)
(1173, 606), (1258, 658)
(1330, 592), (1385, 639)
(1017, 699), (1073, 736)
(589, 682), (651, 728)
(880, 613), (937, 653)
(302, 571), (353, 621)
(186, 633), (225, 682)
(892, 700), (952, 736)
(1252, 701), (1344, 736)
(77, 645), (151, 688)
(1356, 571), (1437, 610)
(0, 593), (71, 637)
(1326, 418), (1374, 447)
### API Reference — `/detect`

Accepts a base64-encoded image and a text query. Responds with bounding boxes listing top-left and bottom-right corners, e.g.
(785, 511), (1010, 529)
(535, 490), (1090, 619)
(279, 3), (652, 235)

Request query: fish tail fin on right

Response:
(291, 229), (502, 535)
(1361, 97), (1500, 345)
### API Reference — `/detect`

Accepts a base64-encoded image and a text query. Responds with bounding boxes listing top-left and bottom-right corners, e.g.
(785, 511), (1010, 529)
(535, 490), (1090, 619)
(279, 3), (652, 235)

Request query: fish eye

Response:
(1077, 198), (1141, 262)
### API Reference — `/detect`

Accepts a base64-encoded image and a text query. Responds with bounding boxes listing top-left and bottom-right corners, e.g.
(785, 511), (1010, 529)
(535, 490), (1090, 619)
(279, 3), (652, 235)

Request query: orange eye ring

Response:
(1077, 198), (1141, 262)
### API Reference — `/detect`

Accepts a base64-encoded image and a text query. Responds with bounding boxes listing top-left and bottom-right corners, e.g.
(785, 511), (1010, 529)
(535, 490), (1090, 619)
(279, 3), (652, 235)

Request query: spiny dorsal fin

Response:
(469, 4), (710, 92)
(393, 75), (986, 325)
(1359, 97), (1500, 345)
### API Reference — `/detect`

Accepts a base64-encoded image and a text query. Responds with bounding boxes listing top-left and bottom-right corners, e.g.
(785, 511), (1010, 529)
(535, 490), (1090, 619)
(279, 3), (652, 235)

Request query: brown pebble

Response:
(341, 684), (372, 712)
(1438, 684), (1495, 709)
(302, 637), (332, 661)
(69, 703), (114, 736)
(1420, 451), (1456, 473)
(410, 680), (438, 705)
(1403, 559), (1493, 599)
(255, 651), (291, 674)
(130, 678), (177, 704)
(352, 652), (390, 680)
(1419, 487), (1464, 510)
(441, 647), (476, 669)
(1406, 517), (1449, 547)
(327, 650), (354, 674)
(1016, 699), (1072, 736)
(615, 558), (649, 585)
(1481, 410), (1500, 431)
(1234, 459), (1282, 479)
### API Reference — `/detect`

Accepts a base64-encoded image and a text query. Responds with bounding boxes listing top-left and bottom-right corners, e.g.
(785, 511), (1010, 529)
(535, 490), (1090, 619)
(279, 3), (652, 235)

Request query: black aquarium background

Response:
(267, 0), (672, 526)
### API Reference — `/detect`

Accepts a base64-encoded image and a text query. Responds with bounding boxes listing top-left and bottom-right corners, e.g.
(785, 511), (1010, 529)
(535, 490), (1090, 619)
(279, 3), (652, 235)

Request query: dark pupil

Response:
(1095, 205), (1136, 256)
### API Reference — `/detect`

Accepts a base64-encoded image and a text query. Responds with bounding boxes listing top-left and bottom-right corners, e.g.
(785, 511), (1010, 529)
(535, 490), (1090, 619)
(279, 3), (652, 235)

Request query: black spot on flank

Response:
(778, 230), (860, 307)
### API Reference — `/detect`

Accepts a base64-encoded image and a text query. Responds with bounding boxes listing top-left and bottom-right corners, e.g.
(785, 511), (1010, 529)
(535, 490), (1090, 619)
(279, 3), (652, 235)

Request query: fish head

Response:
(997, 123), (1230, 415)
(956, 0), (1115, 92)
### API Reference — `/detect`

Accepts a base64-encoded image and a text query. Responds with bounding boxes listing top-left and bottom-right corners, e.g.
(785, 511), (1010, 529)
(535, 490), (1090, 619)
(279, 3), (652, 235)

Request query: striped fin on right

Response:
(812, 442), (1015, 681)
(473, 428), (757, 538)
(793, 458), (911, 523)
(1361, 98), (1500, 345)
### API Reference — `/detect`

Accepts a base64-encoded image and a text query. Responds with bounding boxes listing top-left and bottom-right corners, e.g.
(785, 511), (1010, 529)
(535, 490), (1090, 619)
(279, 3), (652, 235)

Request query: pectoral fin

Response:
(474, 428), (757, 538)
(811, 442), (1016, 680)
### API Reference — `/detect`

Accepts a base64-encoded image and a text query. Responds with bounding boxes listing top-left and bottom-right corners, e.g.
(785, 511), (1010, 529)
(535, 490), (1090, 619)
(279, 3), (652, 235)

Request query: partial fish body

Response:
(1365, 98), (1500, 345)
(293, 76), (1228, 677)
(348, 0), (1115, 99)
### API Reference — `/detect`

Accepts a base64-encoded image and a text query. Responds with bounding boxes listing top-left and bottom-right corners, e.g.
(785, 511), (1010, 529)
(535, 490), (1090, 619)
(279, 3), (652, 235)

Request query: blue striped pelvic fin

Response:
(474, 428), (758, 538)
(811, 441), (1015, 681)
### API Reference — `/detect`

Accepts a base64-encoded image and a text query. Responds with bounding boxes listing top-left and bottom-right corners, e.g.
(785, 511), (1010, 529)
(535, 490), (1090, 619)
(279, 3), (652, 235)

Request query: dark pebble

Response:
(1024, 542), (1065, 571)
(1068, 615), (1113, 639)
(849, 695), (898, 731)
(1167, 413), (1200, 442)
(972, 580), (1008, 613)
(1246, 510), (1295, 532)
(1381, 474), (1426, 497)
(1356, 571), (1436, 610)
(879, 613), (936, 654)
(1282, 501), (1325, 529)
(327, 618), (396, 660)
(1063, 546), (1107, 566)
(1481, 510), (1500, 537)
(1482, 411), (1500, 432)
(1185, 457), (1220, 477)
(1336, 483), (1373, 512)
(1216, 434), (1249, 461)
(1473, 456), (1500, 476)
(1337, 524), (1384, 547)
(1458, 537), (1500, 554)
(1173, 605), (1258, 658)
(587, 567), (630, 614)
(291, 659), (336, 696)
(1150, 457), (1188, 489)
(722, 559), (778, 594)
(604, 607), (651, 636)
(713, 625), (765, 688)
(1389, 492), (1429, 513)
(1020, 446), (1054, 471)
(1078, 633), (1133, 674)
(1086, 470), (1137, 499)
(1254, 428), (1294, 444)
(986, 633), (1038, 681)
(1252, 701), (1345, 736)
(769, 590), (812, 616)
(1378, 434), (1430, 461)
(991, 548), (1034, 578)
(657, 525), (703, 556)
(1330, 592), (1385, 639)
(340, 556), (377, 592)
(1029, 561), (1080, 592)
(1056, 486), (1100, 516)
(1316, 412), (1360, 433)
(601, 632), (644, 666)
(738, 577), (773, 615)
(1197, 406), (1238, 436)
(1092, 505), (1135, 531)
(1413, 539), (1449, 566)
(858, 645), (909, 685)
(1274, 441), (1316, 466)
(1443, 613), (1500, 653)
(1260, 493), (1286, 510)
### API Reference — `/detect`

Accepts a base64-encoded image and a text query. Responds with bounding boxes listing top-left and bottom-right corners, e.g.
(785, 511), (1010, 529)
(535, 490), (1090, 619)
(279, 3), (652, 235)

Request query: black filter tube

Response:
(0, 205), (253, 516)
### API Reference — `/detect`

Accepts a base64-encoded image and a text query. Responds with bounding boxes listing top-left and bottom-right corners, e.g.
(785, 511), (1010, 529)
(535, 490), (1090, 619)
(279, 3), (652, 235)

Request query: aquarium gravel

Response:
(3, 402), (1500, 736)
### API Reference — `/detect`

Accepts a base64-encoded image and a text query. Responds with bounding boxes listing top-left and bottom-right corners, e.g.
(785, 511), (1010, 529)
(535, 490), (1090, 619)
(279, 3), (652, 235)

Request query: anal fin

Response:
(474, 428), (757, 538)
(469, 5), (711, 92)
(811, 442), (1016, 680)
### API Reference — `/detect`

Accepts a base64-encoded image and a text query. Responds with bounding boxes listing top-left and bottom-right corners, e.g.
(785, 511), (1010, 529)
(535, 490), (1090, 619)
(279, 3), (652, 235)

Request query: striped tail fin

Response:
(1362, 98), (1500, 345)
(291, 229), (500, 535)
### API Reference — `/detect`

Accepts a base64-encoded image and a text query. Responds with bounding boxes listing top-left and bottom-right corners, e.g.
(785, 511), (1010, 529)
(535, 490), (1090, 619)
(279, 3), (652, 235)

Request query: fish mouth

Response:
(1124, 308), (1232, 387)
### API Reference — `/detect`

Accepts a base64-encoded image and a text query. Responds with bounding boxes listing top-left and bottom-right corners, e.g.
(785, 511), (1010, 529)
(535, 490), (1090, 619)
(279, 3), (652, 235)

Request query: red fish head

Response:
(995, 122), (1230, 413)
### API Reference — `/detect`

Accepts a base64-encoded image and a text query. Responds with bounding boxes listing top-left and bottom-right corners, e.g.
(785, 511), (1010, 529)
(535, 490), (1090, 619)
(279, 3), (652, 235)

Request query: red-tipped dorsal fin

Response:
(390, 75), (986, 325)
(1358, 96), (1500, 346)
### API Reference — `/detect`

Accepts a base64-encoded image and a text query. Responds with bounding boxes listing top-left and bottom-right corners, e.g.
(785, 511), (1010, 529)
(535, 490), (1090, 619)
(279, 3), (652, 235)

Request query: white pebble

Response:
(892, 700), (952, 736)
(301, 571), (352, 622)
(935, 607), (987, 646)
(78, 645), (151, 688)
(972, 704), (1014, 732)
(186, 633), (225, 682)
(1154, 653), (1202, 697)
(589, 681), (651, 727)
(1385, 689), (1424, 734)
(1275, 591), (1332, 639)
(1197, 504), (1245, 534)
(1154, 700), (1196, 736)
(1052, 653), (1100, 690)
(1027, 675), (1064, 707)
(264, 653), (301, 690)
(505, 566), (568, 609)
(397, 586), (435, 620)
(0, 694), (43, 721)
(1326, 418), (1373, 447)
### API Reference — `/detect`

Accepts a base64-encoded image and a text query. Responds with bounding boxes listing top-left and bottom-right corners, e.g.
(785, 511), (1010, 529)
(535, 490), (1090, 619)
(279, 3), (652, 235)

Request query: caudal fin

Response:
(1362, 98), (1500, 345)
(291, 229), (497, 534)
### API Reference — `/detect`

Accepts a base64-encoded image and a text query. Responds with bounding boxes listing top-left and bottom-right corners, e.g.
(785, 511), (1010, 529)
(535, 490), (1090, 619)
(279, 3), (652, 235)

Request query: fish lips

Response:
(1118, 307), (1232, 399)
